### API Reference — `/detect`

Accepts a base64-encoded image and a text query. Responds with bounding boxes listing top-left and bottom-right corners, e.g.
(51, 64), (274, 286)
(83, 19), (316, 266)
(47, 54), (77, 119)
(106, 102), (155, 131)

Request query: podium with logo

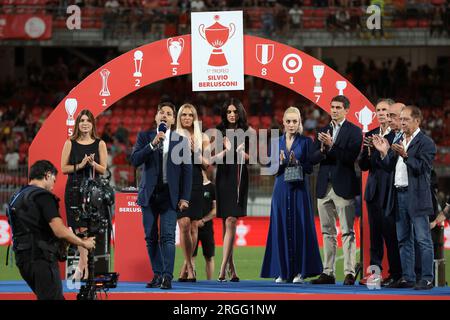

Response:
(114, 192), (153, 282)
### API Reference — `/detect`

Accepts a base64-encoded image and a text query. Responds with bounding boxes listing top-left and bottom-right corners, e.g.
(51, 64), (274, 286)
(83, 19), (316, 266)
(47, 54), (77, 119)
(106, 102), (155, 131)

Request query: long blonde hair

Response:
(176, 103), (203, 150)
(283, 106), (304, 134)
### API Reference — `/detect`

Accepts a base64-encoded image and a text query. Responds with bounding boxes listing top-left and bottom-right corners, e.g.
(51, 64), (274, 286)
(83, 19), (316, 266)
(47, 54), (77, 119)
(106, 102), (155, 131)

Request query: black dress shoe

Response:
(310, 273), (336, 285)
(392, 278), (415, 288)
(146, 275), (162, 288)
(230, 277), (240, 282)
(343, 274), (355, 286)
(414, 280), (433, 290)
(160, 276), (172, 290)
(185, 278), (196, 282)
(381, 277), (397, 288)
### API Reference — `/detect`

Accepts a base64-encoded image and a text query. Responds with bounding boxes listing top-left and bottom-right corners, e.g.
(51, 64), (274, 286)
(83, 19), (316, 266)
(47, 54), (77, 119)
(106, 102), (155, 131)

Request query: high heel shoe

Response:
(227, 268), (240, 282)
(217, 272), (227, 282)
(178, 270), (188, 282)
(186, 269), (196, 282)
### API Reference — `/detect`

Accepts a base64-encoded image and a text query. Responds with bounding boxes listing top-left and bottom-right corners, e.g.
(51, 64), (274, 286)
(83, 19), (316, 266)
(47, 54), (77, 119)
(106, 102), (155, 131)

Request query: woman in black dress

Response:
(61, 109), (108, 280)
(176, 103), (210, 282)
(213, 98), (252, 282)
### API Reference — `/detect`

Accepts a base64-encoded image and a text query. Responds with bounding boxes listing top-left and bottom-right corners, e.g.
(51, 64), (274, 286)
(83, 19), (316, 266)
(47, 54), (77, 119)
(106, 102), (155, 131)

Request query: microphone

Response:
(156, 121), (167, 149)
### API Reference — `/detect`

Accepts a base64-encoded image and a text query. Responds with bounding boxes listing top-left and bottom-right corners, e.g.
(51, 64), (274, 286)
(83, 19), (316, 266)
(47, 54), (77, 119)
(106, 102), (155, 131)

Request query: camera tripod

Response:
(76, 218), (100, 300)
(76, 206), (116, 300)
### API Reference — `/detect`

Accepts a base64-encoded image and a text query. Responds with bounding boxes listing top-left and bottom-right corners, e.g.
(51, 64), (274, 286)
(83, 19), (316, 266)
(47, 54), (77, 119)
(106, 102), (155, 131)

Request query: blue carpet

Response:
(1, 280), (450, 296)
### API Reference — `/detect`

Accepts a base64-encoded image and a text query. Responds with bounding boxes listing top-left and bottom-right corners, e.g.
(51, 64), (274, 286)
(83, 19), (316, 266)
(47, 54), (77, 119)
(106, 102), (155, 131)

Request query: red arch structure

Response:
(29, 35), (377, 274)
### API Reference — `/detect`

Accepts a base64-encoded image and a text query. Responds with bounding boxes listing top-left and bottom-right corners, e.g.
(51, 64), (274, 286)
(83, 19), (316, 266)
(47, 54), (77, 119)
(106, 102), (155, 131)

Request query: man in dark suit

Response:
(358, 99), (402, 287)
(373, 105), (436, 290)
(130, 102), (192, 290)
(310, 95), (363, 285)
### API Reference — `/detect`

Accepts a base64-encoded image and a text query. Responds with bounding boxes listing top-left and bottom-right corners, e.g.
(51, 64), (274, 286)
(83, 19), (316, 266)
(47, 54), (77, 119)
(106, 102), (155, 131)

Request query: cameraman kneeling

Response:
(7, 160), (95, 300)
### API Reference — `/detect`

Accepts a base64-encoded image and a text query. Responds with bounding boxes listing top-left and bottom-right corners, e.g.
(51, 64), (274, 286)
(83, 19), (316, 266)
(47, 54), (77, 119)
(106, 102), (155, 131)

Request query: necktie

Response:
(157, 147), (164, 186)
(393, 132), (403, 144)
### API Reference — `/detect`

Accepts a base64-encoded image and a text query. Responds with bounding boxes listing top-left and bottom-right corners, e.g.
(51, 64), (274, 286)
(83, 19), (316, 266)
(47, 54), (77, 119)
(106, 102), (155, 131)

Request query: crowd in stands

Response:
(1, 0), (449, 38)
(1, 50), (450, 211)
(1, 53), (449, 171)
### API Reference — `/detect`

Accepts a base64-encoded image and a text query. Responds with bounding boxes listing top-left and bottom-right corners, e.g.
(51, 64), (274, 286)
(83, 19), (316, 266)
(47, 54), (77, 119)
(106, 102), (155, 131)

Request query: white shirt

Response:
(331, 119), (345, 143)
(191, 0), (205, 11)
(150, 128), (170, 184)
(5, 152), (19, 170)
(394, 128), (420, 188)
(379, 126), (391, 137)
(289, 8), (303, 25)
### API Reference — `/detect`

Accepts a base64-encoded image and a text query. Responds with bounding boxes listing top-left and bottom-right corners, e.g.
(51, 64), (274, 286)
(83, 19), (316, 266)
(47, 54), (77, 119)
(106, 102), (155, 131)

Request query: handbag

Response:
(284, 151), (303, 183)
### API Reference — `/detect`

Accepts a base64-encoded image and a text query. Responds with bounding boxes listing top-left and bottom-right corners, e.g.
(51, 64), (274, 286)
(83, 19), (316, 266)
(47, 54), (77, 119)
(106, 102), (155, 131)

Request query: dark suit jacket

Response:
(358, 128), (395, 207)
(379, 130), (436, 217)
(310, 120), (363, 200)
(130, 130), (193, 210)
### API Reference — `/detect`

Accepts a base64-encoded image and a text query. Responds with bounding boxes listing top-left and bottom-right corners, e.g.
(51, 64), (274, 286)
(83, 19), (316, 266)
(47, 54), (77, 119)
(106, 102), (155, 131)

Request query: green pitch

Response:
(1, 246), (449, 285)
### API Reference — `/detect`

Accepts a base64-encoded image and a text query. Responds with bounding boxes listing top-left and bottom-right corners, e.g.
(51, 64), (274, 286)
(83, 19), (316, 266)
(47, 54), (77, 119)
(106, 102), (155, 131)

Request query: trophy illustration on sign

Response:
(133, 50), (143, 77)
(336, 80), (347, 96)
(99, 69), (111, 97)
(256, 44), (274, 65)
(236, 220), (250, 246)
(65, 98), (77, 136)
(199, 15), (236, 67)
(167, 38), (184, 65)
(313, 65), (324, 93)
(65, 98), (77, 126)
(355, 106), (376, 132)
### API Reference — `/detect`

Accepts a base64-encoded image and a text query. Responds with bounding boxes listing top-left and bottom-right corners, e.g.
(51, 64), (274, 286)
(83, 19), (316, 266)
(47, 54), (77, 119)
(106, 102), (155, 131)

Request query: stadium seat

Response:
(113, 107), (124, 117)
(406, 19), (418, 28)
(136, 108), (146, 116)
(392, 20), (406, 28)
(82, 20), (97, 29)
(201, 117), (213, 130)
(261, 116), (272, 128)
(133, 117), (144, 126)
(124, 108), (135, 117)
(418, 20), (430, 28)
(137, 98), (147, 108)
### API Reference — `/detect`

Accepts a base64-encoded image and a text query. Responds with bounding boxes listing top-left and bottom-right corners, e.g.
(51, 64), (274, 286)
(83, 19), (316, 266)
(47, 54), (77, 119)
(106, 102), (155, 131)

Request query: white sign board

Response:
(191, 11), (244, 91)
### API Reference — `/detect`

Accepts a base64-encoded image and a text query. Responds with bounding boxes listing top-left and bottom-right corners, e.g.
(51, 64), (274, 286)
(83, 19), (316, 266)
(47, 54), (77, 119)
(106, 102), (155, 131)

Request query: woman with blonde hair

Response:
(176, 103), (210, 282)
(260, 106), (322, 283)
(61, 109), (108, 280)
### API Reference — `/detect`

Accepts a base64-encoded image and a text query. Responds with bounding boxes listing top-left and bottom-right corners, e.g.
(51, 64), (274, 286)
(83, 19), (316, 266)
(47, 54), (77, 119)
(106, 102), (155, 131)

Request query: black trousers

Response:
(16, 252), (64, 300)
(367, 200), (402, 279)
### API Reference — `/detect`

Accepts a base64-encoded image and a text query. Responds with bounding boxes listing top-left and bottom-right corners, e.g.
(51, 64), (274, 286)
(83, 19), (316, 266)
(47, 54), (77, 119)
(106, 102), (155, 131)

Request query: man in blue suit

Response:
(310, 95), (363, 285)
(358, 99), (402, 287)
(130, 102), (192, 290)
(373, 105), (436, 290)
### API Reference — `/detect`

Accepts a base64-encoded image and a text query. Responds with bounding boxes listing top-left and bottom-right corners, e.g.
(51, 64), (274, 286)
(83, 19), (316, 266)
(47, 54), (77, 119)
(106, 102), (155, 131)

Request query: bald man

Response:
(388, 103), (405, 144)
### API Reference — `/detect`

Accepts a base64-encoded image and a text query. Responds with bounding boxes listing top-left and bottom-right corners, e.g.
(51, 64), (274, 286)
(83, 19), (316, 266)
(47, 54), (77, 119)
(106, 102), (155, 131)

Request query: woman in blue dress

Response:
(260, 107), (323, 283)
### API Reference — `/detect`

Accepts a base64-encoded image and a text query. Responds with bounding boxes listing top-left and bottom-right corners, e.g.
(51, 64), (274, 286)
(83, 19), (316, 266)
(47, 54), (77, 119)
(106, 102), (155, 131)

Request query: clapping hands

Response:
(372, 135), (390, 157)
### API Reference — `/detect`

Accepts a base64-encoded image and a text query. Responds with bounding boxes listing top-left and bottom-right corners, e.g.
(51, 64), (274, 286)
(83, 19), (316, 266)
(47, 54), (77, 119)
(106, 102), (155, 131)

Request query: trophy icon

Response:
(355, 106), (376, 132)
(236, 220), (249, 246)
(313, 65), (325, 93)
(199, 15), (236, 67)
(99, 69), (111, 97)
(65, 98), (77, 126)
(133, 50), (143, 77)
(336, 80), (347, 96)
(167, 38), (184, 66)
